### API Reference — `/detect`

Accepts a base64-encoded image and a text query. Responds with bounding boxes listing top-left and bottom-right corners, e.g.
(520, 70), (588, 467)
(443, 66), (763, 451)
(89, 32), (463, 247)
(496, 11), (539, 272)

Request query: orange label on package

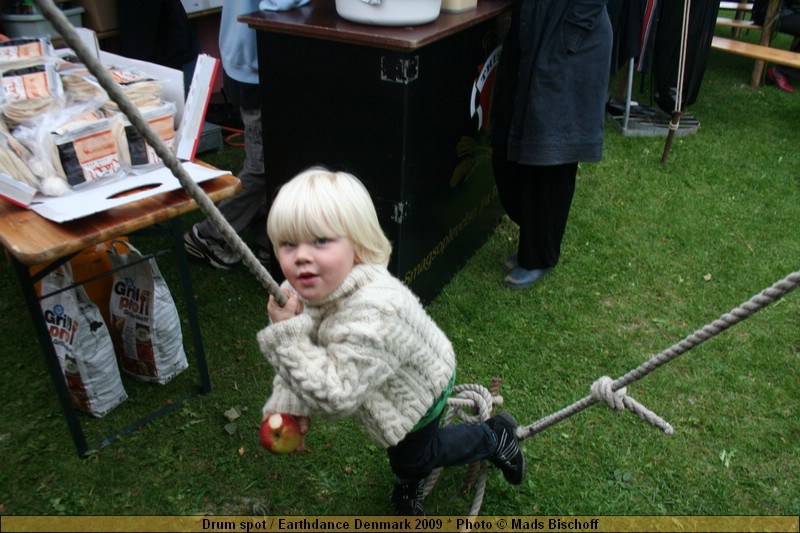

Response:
(109, 68), (151, 85)
(149, 115), (175, 141)
(0, 41), (45, 60)
(1, 71), (53, 101)
(73, 130), (121, 181)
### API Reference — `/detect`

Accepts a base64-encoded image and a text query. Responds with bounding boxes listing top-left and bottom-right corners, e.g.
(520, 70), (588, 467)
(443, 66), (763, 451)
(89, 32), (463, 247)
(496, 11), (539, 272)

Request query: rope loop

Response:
(445, 383), (501, 425)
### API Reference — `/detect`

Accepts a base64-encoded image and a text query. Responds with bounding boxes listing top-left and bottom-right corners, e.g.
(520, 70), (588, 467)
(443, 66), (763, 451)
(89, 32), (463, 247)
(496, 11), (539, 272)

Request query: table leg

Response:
(169, 217), (211, 394)
(11, 257), (90, 457)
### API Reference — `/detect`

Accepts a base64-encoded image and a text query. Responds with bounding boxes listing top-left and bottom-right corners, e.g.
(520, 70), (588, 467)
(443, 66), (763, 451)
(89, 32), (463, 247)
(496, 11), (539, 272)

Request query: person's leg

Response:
(515, 163), (578, 270)
(388, 416), (497, 481)
(492, 135), (524, 226)
(504, 163), (577, 288)
(386, 411), (525, 514)
(187, 107), (268, 268)
(197, 107), (266, 242)
(241, 107), (269, 252)
(387, 414), (493, 515)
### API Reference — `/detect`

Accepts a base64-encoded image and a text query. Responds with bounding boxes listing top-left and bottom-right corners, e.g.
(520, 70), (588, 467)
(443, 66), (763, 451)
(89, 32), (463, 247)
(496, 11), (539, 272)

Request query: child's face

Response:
(277, 236), (358, 302)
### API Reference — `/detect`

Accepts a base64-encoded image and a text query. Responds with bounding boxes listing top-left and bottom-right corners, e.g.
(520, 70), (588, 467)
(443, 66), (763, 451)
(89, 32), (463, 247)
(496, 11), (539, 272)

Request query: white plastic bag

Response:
(39, 262), (128, 417)
(107, 241), (188, 384)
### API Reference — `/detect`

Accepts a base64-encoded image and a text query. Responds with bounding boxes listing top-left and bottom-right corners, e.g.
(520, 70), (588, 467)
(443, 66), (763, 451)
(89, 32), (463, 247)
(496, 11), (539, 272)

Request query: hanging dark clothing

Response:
(117, 0), (199, 71)
(607, 0), (649, 74)
(650, 0), (720, 114)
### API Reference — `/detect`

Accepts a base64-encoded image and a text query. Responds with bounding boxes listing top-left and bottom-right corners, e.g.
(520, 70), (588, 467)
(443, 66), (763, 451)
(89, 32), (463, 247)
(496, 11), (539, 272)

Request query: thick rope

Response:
(432, 271), (798, 515)
(517, 270), (800, 441)
(424, 383), (503, 516)
(32, 0), (287, 306)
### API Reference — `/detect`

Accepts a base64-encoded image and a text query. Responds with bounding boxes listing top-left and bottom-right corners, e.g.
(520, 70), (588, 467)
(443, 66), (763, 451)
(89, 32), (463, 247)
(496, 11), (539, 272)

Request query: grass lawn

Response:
(0, 29), (798, 517)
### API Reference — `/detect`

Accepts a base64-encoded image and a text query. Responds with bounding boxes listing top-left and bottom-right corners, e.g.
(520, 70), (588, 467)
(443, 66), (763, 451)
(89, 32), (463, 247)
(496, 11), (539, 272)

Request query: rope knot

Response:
(590, 376), (674, 436)
(591, 376), (627, 411)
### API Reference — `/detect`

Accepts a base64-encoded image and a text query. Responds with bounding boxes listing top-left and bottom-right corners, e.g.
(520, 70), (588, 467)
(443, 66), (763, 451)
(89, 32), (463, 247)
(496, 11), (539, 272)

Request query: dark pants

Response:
(387, 413), (497, 481)
(492, 151), (578, 270)
(196, 107), (268, 251)
(776, 10), (800, 77)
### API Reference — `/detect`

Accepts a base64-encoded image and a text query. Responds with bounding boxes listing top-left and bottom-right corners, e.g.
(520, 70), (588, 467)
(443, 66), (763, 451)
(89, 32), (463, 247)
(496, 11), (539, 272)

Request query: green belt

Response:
(411, 372), (456, 432)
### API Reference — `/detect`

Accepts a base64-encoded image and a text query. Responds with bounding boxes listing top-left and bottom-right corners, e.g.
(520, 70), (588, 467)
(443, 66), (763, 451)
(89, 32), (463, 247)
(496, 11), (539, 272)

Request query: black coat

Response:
(492, 0), (612, 166)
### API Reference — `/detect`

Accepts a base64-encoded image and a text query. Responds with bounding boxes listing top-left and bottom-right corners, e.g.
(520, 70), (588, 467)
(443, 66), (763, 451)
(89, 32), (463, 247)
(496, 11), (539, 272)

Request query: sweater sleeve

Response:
(263, 374), (312, 418)
(256, 306), (398, 419)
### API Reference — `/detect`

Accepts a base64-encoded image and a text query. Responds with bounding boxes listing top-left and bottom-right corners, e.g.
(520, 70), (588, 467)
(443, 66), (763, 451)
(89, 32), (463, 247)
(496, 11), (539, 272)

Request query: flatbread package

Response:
(107, 241), (188, 384)
(117, 102), (176, 169)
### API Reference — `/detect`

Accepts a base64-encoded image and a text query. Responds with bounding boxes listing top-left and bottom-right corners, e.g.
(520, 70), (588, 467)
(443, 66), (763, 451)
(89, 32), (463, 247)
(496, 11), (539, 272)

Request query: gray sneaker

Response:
(183, 224), (241, 269)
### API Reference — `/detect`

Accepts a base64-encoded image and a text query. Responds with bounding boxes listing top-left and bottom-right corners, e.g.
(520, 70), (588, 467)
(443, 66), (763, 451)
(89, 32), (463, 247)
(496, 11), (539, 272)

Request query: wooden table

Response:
(0, 172), (240, 457)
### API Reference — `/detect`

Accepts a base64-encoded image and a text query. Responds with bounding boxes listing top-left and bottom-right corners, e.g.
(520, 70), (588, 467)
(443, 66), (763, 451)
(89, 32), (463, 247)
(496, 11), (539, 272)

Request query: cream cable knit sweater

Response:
(257, 264), (457, 448)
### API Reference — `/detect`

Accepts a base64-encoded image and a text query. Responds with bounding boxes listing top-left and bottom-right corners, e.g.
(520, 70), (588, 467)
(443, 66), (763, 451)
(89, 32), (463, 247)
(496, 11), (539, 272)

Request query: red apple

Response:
(260, 413), (302, 455)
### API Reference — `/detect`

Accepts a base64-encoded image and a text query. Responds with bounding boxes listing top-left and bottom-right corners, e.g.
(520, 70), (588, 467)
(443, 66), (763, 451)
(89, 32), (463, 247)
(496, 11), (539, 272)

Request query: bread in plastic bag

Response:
(116, 102), (176, 170)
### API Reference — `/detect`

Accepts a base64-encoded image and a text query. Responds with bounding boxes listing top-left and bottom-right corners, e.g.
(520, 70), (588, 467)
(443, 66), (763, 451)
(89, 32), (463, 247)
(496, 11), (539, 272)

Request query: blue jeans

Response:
(387, 412), (497, 481)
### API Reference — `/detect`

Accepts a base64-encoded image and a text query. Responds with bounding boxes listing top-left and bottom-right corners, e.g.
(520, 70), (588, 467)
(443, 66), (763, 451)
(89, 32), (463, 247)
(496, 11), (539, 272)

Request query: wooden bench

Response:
(716, 16), (761, 31)
(719, 1), (753, 10)
(712, 36), (800, 68)
(718, 1), (757, 37)
(713, 0), (787, 86)
(712, 35), (800, 86)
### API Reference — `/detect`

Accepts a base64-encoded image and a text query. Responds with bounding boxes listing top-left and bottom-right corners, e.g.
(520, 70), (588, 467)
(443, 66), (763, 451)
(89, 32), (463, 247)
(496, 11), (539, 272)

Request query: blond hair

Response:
(267, 167), (393, 266)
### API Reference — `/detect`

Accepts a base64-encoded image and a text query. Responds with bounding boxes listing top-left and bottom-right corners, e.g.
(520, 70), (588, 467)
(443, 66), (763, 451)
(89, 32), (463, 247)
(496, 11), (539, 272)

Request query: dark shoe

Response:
(502, 254), (518, 273)
(183, 224), (241, 269)
(391, 478), (425, 516)
(766, 68), (795, 93)
(504, 267), (550, 289)
(485, 412), (526, 485)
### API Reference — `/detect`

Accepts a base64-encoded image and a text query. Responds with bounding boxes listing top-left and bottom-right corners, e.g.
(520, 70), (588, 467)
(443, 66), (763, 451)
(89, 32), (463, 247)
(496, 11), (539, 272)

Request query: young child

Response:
(258, 167), (526, 515)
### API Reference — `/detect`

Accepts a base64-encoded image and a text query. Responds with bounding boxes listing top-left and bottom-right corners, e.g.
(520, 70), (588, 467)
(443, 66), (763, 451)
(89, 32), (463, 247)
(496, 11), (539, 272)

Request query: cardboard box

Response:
(73, 0), (118, 33)
(29, 163), (228, 222)
(1, 6), (84, 39)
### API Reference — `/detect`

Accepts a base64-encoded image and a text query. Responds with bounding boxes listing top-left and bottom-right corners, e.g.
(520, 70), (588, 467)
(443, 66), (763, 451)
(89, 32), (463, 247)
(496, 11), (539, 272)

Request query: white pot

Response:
(335, 0), (442, 26)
